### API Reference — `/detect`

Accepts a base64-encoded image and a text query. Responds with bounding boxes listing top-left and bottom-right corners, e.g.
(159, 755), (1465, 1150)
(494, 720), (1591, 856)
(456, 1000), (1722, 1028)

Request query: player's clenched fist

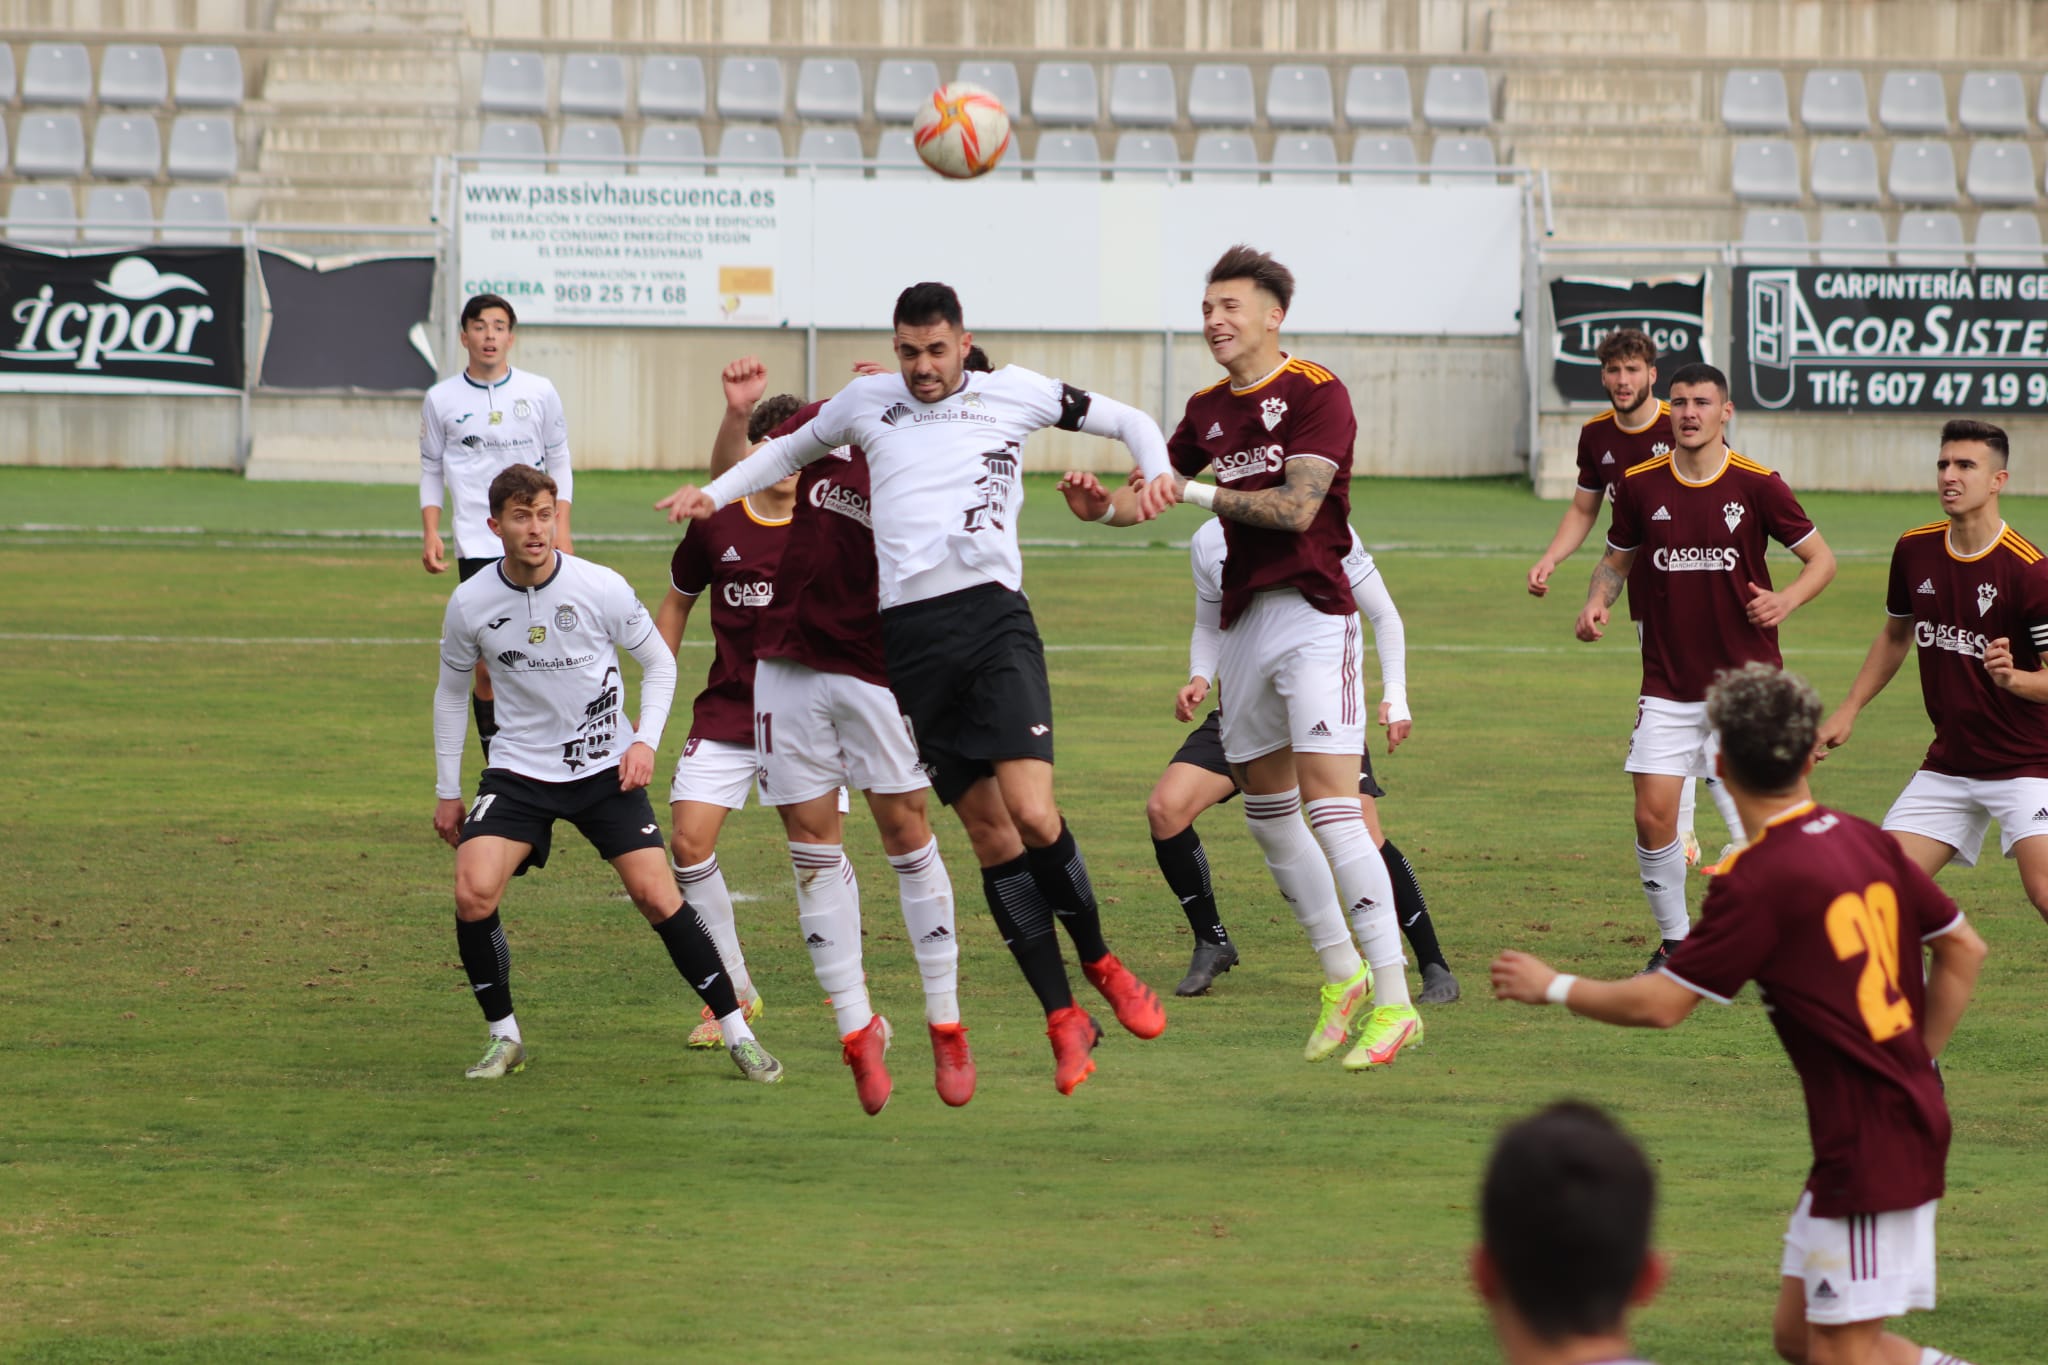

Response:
(616, 742), (656, 792)
(1575, 602), (1609, 642)
(721, 356), (768, 415)
(657, 486), (717, 523)
(433, 797), (466, 847)
(1489, 949), (1561, 1005)
(1175, 676), (1211, 723)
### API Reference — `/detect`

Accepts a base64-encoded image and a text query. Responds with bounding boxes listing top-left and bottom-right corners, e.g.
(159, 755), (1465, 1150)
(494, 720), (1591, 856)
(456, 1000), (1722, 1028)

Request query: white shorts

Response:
(1779, 1190), (1937, 1326)
(1624, 696), (1720, 779)
(753, 658), (929, 805)
(1217, 591), (1366, 765)
(668, 736), (763, 810)
(1882, 768), (2048, 867)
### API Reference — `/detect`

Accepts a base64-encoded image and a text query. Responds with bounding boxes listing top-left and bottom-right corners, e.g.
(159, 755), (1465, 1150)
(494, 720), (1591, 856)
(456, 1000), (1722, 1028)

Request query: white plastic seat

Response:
(955, 61), (1021, 114)
(1809, 138), (1880, 204)
(638, 56), (706, 119)
(7, 184), (75, 244)
(873, 60), (939, 123)
(1421, 65), (1490, 128)
(480, 51), (547, 115)
(716, 124), (785, 175)
(83, 185), (153, 244)
(1896, 211), (1967, 265)
(0, 44), (15, 104)
(1190, 132), (1257, 184)
(1350, 133), (1418, 184)
(1738, 209), (1810, 265)
(22, 42), (91, 105)
(476, 120), (544, 173)
(1109, 63), (1176, 128)
(174, 46), (243, 108)
(1187, 64), (1255, 128)
(796, 57), (863, 122)
(796, 127), (865, 177)
(1800, 69), (1869, 134)
(555, 121), (625, 172)
(100, 44), (169, 107)
(1031, 62), (1099, 125)
(559, 54), (626, 117)
(634, 124), (705, 176)
(716, 57), (784, 122)
(1266, 65), (1335, 129)
(1429, 134), (1497, 184)
(0, 118), (8, 172)
(161, 186), (231, 245)
(1721, 69), (1790, 133)
(1030, 130), (1100, 182)
(167, 114), (237, 179)
(1111, 131), (1177, 181)
(1958, 72), (2028, 135)
(1731, 139), (1800, 204)
(91, 114), (163, 178)
(14, 112), (85, 176)
(1270, 133), (1339, 181)
(1967, 141), (2038, 206)
(1889, 139), (1960, 206)
(1345, 65), (1413, 127)
(873, 128), (924, 180)
(1976, 211), (2045, 266)
(1818, 210), (1889, 266)
(1878, 71), (1946, 134)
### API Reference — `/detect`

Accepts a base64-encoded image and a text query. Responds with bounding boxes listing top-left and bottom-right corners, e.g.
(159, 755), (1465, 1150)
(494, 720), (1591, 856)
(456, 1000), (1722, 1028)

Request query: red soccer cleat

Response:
(1082, 953), (1167, 1039)
(928, 1021), (976, 1107)
(841, 1014), (893, 1116)
(1045, 1004), (1104, 1096)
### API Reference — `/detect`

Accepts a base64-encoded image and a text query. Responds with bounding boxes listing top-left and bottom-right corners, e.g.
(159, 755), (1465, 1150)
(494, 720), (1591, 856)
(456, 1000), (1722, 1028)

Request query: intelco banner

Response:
(0, 244), (244, 394)
(1549, 274), (1708, 403)
(1734, 265), (2048, 413)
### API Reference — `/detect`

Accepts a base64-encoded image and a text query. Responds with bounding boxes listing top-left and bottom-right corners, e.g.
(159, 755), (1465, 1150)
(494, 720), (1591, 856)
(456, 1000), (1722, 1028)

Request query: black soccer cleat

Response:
(1418, 961), (1461, 1004)
(1175, 940), (1239, 996)
(1637, 940), (1682, 976)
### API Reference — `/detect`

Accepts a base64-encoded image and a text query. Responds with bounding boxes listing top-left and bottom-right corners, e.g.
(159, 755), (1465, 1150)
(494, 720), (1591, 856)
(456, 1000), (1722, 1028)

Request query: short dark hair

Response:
(1596, 328), (1657, 367)
(1482, 1102), (1656, 1343)
(963, 344), (993, 373)
(894, 282), (964, 330)
(488, 463), (556, 518)
(1207, 244), (1295, 313)
(1708, 662), (1821, 795)
(1941, 418), (2010, 467)
(1665, 361), (1728, 398)
(748, 393), (804, 444)
(462, 293), (517, 328)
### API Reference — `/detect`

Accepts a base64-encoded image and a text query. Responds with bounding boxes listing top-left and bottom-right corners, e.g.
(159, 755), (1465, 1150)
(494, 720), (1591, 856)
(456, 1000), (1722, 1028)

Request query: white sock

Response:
(717, 1007), (754, 1046)
(489, 1012), (521, 1044)
(1307, 797), (1411, 1007)
(790, 841), (871, 1036)
(1637, 839), (1691, 941)
(1243, 789), (1363, 983)
(1706, 775), (1747, 844)
(1677, 776), (1697, 841)
(890, 836), (960, 1025)
(672, 854), (755, 1000)
(1920, 1347), (1975, 1365)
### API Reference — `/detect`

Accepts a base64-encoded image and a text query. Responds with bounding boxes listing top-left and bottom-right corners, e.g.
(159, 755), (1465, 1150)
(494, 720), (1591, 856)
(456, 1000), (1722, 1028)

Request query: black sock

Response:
(473, 694), (497, 761)
(1026, 820), (1111, 963)
(455, 910), (513, 1023)
(981, 854), (1074, 1014)
(1153, 826), (1229, 946)
(653, 907), (740, 1019)
(1381, 839), (1448, 972)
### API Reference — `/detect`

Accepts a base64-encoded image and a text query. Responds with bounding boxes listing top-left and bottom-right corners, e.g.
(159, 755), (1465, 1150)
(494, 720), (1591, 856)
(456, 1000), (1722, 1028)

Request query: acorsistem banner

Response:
(0, 243), (244, 394)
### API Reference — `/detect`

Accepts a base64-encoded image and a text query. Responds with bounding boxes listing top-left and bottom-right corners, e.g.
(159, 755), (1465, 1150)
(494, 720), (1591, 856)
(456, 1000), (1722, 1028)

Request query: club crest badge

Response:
(514, 398), (531, 419)
(555, 604), (579, 632)
(1978, 583), (1998, 616)
(1723, 501), (1745, 533)
(1260, 396), (1288, 431)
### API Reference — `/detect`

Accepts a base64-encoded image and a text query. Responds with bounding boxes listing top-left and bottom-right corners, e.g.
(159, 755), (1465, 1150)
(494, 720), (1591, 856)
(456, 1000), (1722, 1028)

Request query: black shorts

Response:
(457, 556), (497, 583)
(458, 767), (667, 876)
(880, 582), (1056, 806)
(1170, 709), (1385, 800)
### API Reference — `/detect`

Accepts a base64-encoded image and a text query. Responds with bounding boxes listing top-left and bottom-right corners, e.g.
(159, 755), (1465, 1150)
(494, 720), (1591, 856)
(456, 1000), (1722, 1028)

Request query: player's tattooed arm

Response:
(1575, 548), (1634, 643)
(1208, 457), (1334, 533)
(1589, 556), (1627, 608)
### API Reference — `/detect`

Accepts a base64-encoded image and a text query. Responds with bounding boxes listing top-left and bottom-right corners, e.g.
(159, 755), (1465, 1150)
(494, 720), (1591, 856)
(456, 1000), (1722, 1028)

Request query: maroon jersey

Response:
(1579, 402), (1673, 624)
(669, 497), (790, 743)
(1607, 449), (1817, 703)
(1886, 520), (2048, 780)
(1663, 801), (1961, 1218)
(1169, 355), (1357, 630)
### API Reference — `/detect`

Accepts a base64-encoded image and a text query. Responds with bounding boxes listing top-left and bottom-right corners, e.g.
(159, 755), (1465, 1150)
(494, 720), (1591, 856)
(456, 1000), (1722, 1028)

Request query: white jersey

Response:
(420, 367), (573, 559)
(434, 552), (673, 796)
(703, 365), (1169, 609)
(1188, 517), (1409, 721)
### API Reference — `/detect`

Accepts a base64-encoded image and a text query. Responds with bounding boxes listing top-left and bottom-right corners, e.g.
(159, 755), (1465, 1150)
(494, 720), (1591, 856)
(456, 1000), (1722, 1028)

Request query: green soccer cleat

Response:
(1305, 963), (1373, 1062)
(465, 1035), (526, 1080)
(687, 992), (763, 1050)
(728, 1036), (784, 1083)
(1343, 1004), (1423, 1070)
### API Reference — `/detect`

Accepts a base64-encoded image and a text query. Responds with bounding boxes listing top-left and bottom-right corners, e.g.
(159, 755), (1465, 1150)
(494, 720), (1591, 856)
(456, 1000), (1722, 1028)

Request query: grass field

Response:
(3, 468), (2044, 1363)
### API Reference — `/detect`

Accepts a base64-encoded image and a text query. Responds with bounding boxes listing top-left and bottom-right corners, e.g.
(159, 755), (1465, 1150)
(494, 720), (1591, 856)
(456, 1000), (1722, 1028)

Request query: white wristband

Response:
(1182, 480), (1217, 510)
(1095, 503), (1118, 524)
(1545, 973), (1578, 1005)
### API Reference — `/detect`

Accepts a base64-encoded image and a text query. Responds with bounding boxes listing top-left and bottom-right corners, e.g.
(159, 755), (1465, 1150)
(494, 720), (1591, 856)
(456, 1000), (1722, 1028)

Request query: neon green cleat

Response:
(1305, 963), (1373, 1062)
(687, 992), (763, 1049)
(728, 1037), (784, 1083)
(465, 1035), (526, 1079)
(1343, 1004), (1423, 1070)
(1679, 829), (1702, 868)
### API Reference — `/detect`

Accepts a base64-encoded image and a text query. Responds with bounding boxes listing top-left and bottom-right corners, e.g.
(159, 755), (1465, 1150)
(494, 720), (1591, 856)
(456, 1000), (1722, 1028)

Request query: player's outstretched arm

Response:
(1922, 917), (1988, 1057)
(1528, 489), (1602, 596)
(1191, 457), (1334, 533)
(1576, 548), (1634, 642)
(1744, 532), (1837, 629)
(1068, 392), (1174, 519)
(708, 356), (769, 478)
(1058, 469), (1150, 526)
(1490, 949), (1702, 1029)
(1815, 617), (1914, 757)
(659, 425), (829, 523)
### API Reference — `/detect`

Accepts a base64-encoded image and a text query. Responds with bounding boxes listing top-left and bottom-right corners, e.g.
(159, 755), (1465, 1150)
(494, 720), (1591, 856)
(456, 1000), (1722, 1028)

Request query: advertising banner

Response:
(0, 244), (244, 394)
(258, 250), (437, 391)
(1548, 274), (1708, 402)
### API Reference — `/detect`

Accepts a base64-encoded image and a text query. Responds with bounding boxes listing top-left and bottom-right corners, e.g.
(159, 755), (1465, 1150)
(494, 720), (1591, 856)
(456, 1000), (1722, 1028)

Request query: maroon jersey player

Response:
(1493, 663), (1987, 1365)
(1819, 418), (2048, 927)
(1577, 362), (1836, 972)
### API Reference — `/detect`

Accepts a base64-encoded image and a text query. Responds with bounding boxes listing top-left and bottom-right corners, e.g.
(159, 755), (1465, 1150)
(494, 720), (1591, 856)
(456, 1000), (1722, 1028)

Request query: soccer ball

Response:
(912, 82), (1012, 179)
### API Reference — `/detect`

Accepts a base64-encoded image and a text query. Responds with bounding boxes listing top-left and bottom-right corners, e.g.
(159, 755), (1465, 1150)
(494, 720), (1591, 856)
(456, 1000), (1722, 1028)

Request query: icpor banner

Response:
(0, 243), (244, 394)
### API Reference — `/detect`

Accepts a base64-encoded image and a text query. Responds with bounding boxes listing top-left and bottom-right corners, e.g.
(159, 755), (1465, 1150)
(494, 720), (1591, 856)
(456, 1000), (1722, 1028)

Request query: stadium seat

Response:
(1030, 130), (1101, 182)
(1889, 139), (1959, 206)
(1350, 133), (1419, 184)
(955, 61), (1021, 114)
(873, 60), (939, 123)
(559, 53), (627, 117)
(476, 119), (544, 172)
(1817, 210), (1888, 266)
(1344, 65), (1413, 127)
(1270, 133), (1339, 181)
(160, 186), (231, 244)
(555, 121), (626, 172)
(1031, 63), (1099, 125)
(1967, 141), (2038, 206)
(1109, 64), (1176, 128)
(100, 44), (169, 107)
(14, 113), (84, 176)
(1738, 208), (1810, 264)
(83, 185), (153, 244)
(22, 43), (91, 105)
(1975, 210), (2045, 265)
(90, 114), (163, 178)
(1809, 138), (1880, 203)
(1421, 65), (1490, 128)
(0, 45), (15, 104)
(634, 123), (705, 176)
(1895, 211), (1966, 265)
(1799, 69), (1869, 134)
(0, 118), (8, 171)
(1266, 65), (1336, 129)
(796, 127), (864, 177)
(873, 128), (924, 179)
(1958, 71), (2029, 135)
(1721, 69), (1790, 132)
(1429, 134), (1497, 185)
(717, 57), (784, 121)
(2037, 80), (2048, 134)
(716, 124), (785, 174)
(480, 51), (548, 114)
(796, 58), (863, 122)
(174, 46), (243, 108)
(167, 114), (237, 179)
(639, 55), (707, 119)
(6, 184), (75, 244)
(1190, 132), (1258, 183)
(1187, 64), (1255, 127)
(1877, 70), (1946, 133)
(1731, 139), (1800, 204)
(1111, 131), (1177, 180)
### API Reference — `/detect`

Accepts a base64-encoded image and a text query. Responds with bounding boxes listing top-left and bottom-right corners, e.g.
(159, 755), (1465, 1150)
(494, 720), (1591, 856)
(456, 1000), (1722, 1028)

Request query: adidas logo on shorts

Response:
(721, 546), (741, 562)
(1917, 578), (1936, 595)
(1814, 1279), (1838, 1302)
(2032, 808), (2048, 823)
(1652, 506), (1672, 521)
(1308, 720), (1331, 737)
